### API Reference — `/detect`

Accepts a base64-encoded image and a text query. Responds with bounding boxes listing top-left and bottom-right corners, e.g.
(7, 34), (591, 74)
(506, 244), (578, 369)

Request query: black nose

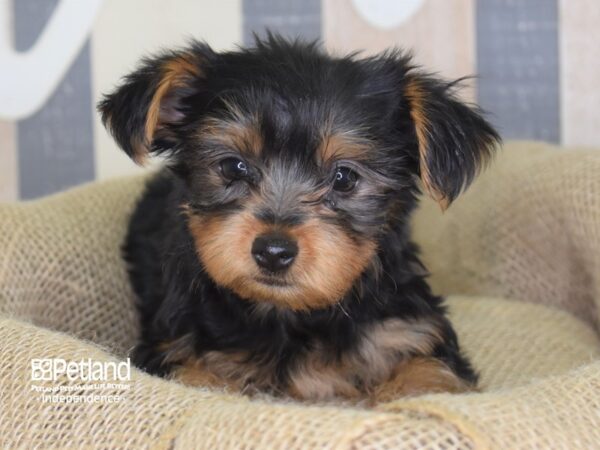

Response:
(251, 234), (298, 273)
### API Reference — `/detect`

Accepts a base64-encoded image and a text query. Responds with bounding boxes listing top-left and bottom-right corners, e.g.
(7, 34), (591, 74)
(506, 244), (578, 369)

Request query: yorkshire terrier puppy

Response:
(99, 34), (499, 403)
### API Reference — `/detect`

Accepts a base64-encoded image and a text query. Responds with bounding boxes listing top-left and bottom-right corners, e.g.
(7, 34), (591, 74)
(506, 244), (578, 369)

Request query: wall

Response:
(1, 0), (598, 201)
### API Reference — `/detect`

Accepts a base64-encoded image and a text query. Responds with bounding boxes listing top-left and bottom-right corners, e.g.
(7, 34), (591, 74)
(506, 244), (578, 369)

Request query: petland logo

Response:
(31, 358), (131, 382)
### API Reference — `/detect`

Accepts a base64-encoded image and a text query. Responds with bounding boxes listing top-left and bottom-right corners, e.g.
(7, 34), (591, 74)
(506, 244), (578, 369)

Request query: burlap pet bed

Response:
(1, 141), (599, 449)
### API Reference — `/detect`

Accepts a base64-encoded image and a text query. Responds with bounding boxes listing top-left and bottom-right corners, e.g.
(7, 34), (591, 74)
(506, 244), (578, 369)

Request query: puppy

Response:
(99, 35), (499, 403)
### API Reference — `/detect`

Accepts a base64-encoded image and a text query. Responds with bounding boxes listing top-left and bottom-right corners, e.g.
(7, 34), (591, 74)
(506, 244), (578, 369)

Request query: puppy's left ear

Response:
(404, 74), (500, 210)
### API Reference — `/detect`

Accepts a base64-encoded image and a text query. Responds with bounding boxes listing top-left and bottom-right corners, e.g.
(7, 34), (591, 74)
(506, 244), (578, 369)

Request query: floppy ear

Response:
(404, 75), (500, 210)
(98, 42), (214, 165)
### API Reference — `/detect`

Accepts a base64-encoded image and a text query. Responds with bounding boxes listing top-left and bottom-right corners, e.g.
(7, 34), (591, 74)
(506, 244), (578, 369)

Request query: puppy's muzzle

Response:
(251, 233), (298, 273)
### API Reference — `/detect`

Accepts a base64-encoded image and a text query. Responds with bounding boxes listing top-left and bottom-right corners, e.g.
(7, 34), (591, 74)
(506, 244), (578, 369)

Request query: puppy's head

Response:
(99, 36), (499, 311)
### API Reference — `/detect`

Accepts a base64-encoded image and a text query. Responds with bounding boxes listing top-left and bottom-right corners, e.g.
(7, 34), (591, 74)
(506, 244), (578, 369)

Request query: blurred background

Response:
(0, 0), (598, 202)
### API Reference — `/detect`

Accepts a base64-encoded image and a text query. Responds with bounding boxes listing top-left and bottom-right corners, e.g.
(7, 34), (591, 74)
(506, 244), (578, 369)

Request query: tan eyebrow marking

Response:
(318, 130), (372, 163)
(198, 105), (263, 157)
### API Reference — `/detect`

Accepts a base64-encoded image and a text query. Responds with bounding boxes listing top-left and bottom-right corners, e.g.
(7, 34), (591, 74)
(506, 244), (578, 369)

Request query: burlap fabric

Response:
(0, 141), (599, 449)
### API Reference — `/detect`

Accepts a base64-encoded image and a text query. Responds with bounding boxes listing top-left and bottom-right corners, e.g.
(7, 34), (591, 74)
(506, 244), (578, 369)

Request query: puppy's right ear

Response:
(98, 42), (215, 165)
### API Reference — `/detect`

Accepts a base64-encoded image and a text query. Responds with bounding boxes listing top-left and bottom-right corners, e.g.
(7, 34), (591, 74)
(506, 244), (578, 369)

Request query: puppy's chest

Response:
(169, 317), (441, 400)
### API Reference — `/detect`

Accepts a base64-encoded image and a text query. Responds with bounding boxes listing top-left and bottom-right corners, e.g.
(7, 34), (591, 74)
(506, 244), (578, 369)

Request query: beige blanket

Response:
(1, 141), (599, 449)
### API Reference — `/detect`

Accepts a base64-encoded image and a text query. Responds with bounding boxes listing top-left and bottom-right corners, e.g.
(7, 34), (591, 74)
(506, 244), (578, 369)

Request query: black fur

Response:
(100, 35), (500, 397)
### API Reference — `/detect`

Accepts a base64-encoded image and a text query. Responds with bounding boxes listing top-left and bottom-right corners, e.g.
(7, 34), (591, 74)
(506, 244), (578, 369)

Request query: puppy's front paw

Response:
(372, 357), (476, 404)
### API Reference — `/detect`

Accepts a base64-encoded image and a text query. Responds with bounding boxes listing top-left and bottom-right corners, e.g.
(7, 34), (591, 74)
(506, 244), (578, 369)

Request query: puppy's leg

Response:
(169, 358), (240, 391)
(373, 356), (475, 403)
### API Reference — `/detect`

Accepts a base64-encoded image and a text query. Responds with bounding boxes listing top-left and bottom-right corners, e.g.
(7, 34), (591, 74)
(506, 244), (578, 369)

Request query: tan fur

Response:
(187, 210), (269, 300)
(170, 351), (277, 394)
(187, 211), (376, 311)
(199, 113), (263, 157)
(288, 219), (376, 309)
(171, 359), (233, 390)
(160, 336), (242, 390)
(158, 334), (194, 363)
(373, 356), (474, 402)
(287, 349), (362, 401)
(318, 131), (372, 163)
(288, 317), (444, 401)
(134, 53), (201, 164)
(166, 317), (449, 402)
(355, 317), (443, 376)
(404, 78), (449, 210)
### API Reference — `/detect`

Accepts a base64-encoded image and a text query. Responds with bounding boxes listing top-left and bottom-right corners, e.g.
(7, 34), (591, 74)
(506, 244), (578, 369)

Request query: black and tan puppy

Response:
(99, 35), (499, 403)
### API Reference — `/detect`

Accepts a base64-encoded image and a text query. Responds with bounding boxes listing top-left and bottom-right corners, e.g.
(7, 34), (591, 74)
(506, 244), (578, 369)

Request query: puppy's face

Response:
(184, 108), (384, 311)
(100, 37), (499, 310)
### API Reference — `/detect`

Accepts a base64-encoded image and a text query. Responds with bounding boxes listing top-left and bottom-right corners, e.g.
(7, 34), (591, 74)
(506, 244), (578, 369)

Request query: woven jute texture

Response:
(1, 141), (599, 449)
(413, 141), (600, 332)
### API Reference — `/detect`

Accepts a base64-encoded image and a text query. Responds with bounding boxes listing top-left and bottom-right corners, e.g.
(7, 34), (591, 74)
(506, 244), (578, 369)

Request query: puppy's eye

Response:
(333, 167), (359, 192)
(220, 157), (249, 181)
